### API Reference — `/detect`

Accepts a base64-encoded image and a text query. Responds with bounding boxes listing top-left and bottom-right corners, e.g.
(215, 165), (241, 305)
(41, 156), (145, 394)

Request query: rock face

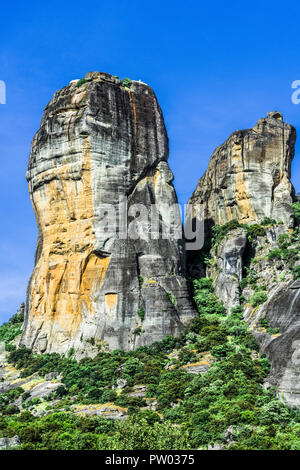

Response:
(188, 112), (300, 407)
(221, 222), (300, 408)
(21, 71), (195, 356)
(188, 111), (297, 309)
(208, 228), (247, 311)
(189, 111), (296, 232)
(244, 248), (300, 407)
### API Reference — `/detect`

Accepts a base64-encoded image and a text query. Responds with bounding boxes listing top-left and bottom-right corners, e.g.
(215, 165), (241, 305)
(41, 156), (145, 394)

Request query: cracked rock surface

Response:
(189, 111), (296, 233)
(21, 72), (195, 356)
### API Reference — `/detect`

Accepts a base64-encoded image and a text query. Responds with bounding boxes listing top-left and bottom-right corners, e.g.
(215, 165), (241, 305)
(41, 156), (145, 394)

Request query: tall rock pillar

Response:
(21, 72), (195, 356)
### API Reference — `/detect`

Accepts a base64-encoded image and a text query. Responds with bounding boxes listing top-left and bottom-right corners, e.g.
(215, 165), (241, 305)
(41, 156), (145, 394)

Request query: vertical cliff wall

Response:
(188, 112), (300, 407)
(189, 111), (296, 232)
(21, 72), (195, 356)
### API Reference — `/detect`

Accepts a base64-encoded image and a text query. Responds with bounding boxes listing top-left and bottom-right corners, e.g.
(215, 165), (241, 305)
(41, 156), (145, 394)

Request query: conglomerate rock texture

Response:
(189, 111), (296, 233)
(21, 72), (195, 356)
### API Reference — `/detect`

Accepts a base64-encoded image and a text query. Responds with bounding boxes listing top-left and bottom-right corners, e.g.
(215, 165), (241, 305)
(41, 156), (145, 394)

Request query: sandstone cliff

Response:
(188, 111), (297, 309)
(189, 111), (296, 232)
(188, 112), (300, 407)
(21, 72), (195, 356)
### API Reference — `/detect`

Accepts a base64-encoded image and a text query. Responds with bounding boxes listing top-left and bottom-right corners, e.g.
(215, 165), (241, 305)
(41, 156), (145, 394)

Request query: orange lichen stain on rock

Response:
(274, 170), (283, 188)
(28, 136), (109, 340)
(232, 143), (242, 162)
(224, 201), (233, 221)
(105, 293), (118, 311)
(73, 402), (128, 415)
(228, 143), (254, 221)
(235, 171), (257, 221)
(228, 142), (257, 222)
(80, 254), (110, 314)
(153, 170), (161, 190)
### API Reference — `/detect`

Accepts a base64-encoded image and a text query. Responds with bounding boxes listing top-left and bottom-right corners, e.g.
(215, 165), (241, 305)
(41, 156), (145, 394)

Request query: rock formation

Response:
(209, 227), (247, 312)
(0, 436), (21, 450)
(188, 111), (297, 306)
(243, 231), (300, 408)
(189, 111), (296, 232)
(188, 112), (300, 407)
(21, 72), (195, 356)
(20, 81), (300, 409)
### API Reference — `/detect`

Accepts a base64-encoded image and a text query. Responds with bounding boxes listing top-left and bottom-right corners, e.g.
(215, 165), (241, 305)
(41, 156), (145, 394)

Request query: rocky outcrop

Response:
(0, 436), (21, 450)
(205, 220), (300, 407)
(189, 111), (296, 232)
(208, 228), (247, 311)
(188, 112), (300, 407)
(243, 278), (300, 408)
(28, 381), (65, 400)
(21, 72), (195, 356)
(188, 112), (297, 310)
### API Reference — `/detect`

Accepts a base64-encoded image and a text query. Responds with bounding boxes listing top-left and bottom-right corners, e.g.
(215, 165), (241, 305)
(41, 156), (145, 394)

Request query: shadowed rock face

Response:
(21, 72), (195, 356)
(189, 111), (296, 232)
(246, 280), (300, 407)
(208, 228), (247, 312)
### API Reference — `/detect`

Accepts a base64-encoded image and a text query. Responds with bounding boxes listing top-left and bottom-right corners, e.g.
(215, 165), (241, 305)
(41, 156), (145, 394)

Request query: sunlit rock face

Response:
(189, 111), (296, 232)
(188, 112), (297, 308)
(21, 72), (195, 357)
(187, 112), (300, 407)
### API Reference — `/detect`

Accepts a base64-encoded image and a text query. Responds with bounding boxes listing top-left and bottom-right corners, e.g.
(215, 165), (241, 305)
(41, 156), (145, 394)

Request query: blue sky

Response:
(1, 0), (300, 323)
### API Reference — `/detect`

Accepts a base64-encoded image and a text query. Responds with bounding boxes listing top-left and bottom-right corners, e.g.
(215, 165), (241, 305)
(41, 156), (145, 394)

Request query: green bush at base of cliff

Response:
(212, 219), (241, 246)
(192, 278), (226, 316)
(266, 231), (299, 272)
(259, 318), (280, 335)
(2, 277), (300, 450)
(211, 219), (280, 247)
(292, 265), (300, 280)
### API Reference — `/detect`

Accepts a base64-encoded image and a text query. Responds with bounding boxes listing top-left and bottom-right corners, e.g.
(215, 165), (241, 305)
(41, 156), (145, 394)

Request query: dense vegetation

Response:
(76, 78), (87, 87)
(211, 218), (279, 247)
(0, 309), (24, 345)
(1, 208), (300, 450)
(292, 202), (300, 226)
(1, 277), (300, 450)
